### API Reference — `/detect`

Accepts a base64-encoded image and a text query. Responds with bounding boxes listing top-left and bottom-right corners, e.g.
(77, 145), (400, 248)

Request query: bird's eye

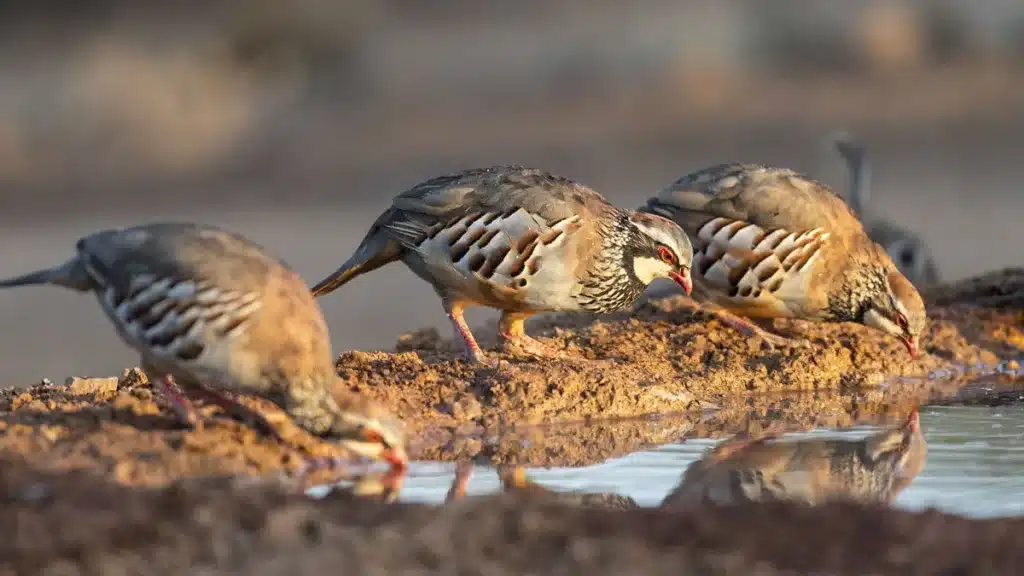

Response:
(658, 246), (677, 265)
(895, 312), (908, 331)
(362, 428), (388, 446)
(899, 249), (915, 267)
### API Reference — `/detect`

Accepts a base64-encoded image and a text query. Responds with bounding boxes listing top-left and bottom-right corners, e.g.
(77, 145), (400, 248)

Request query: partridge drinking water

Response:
(312, 165), (694, 364)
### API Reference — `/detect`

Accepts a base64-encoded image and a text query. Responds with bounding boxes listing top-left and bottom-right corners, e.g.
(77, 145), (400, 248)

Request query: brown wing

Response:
(79, 222), (332, 380)
(644, 163), (866, 246)
(643, 164), (866, 314)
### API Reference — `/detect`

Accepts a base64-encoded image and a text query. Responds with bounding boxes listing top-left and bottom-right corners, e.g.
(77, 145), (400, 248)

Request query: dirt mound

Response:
(2, 455), (1024, 576)
(345, 273), (1022, 457)
(0, 268), (1020, 484)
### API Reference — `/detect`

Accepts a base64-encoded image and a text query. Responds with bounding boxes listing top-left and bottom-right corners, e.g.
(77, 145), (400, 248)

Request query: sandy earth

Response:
(0, 269), (1020, 574)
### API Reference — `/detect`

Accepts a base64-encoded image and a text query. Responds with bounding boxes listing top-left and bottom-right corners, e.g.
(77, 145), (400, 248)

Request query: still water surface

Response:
(394, 405), (1024, 518)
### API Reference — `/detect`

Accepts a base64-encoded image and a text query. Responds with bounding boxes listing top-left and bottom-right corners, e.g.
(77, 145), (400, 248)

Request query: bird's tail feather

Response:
(0, 257), (93, 291)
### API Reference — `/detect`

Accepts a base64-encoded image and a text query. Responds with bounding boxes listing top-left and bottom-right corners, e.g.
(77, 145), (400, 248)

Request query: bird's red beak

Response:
(670, 267), (692, 296)
(900, 335), (919, 358)
(384, 445), (408, 471)
(905, 408), (920, 433)
(361, 427), (408, 471)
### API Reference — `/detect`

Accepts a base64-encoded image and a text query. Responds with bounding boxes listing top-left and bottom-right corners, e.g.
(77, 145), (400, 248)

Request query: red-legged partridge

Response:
(830, 131), (941, 288)
(641, 163), (927, 356)
(312, 165), (694, 364)
(661, 409), (926, 507)
(0, 222), (407, 472)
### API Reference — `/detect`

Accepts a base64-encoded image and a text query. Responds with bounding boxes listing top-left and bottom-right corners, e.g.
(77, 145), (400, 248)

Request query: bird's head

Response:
(862, 269), (927, 357)
(626, 212), (694, 295)
(864, 408), (927, 497)
(328, 390), (408, 471)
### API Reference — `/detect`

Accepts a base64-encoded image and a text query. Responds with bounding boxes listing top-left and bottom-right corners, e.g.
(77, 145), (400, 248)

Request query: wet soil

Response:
(0, 268), (1021, 573)
(4, 455), (1024, 576)
(0, 269), (1021, 484)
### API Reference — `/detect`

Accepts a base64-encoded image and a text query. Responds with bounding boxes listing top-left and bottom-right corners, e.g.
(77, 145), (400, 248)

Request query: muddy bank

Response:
(0, 269), (1020, 480)
(0, 368), (374, 487)
(2, 455), (1024, 576)
(346, 268), (1022, 450)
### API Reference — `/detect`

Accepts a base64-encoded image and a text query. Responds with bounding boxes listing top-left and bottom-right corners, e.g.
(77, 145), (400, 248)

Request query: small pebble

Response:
(452, 396), (483, 421)
(65, 376), (119, 397)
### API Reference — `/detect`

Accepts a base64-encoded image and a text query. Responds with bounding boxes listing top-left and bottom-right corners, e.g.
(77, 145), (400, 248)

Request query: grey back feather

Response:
(76, 222), (294, 297)
(390, 165), (618, 225)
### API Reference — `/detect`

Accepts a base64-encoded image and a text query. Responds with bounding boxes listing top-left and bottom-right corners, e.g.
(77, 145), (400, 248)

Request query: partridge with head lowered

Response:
(641, 163), (927, 356)
(312, 165), (694, 363)
(661, 409), (926, 507)
(0, 222), (407, 472)
(830, 131), (941, 288)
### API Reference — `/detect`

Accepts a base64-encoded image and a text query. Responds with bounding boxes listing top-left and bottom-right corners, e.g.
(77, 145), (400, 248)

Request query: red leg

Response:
(677, 296), (801, 348)
(186, 386), (285, 442)
(443, 299), (488, 364)
(154, 375), (199, 427)
(445, 460), (474, 503)
(710, 309), (799, 348)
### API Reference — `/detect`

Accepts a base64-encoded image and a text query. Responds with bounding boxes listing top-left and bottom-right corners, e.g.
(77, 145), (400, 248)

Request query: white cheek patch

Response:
(863, 308), (901, 336)
(632, 256), (672, 285)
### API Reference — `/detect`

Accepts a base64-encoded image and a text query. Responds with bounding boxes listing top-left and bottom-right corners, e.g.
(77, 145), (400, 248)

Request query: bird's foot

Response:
(154, 376), (200, 428)
(500, 332), (568, 360)
(707, 309), (808, 350)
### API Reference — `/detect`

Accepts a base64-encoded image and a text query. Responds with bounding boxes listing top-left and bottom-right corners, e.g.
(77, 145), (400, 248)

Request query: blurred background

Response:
(0, 0), (1021, 384)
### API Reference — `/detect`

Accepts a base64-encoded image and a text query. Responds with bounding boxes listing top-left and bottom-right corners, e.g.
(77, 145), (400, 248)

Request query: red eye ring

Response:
(658, 246), (676, 265)
(362, 428), (386, 445)
(895, 312), (908, 331)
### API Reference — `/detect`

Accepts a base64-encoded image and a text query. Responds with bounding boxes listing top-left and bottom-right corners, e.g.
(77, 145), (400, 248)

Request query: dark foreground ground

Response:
(0, 268), (1021, 574)
(5, 455), (1024, 576)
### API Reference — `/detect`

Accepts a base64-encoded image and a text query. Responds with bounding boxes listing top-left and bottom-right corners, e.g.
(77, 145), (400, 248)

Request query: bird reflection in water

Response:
(445, 460), (638, 510)
(441, 409), (924, 509)
(309, 464), (407, 503)
(661, 408), (926, 508)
